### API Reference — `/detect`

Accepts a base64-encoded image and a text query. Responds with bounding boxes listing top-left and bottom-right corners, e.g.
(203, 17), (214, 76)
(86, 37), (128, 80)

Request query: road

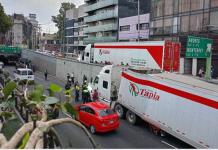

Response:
(5, 66), (193, 148)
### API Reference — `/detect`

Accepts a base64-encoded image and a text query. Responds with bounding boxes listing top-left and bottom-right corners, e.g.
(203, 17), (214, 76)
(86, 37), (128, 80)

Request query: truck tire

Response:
(126, 110), (137, 125)
(114, 104), (125, 118)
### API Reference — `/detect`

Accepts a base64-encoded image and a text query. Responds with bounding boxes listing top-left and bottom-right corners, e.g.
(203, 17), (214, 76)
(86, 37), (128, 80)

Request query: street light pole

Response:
(137, 0), (140, 42)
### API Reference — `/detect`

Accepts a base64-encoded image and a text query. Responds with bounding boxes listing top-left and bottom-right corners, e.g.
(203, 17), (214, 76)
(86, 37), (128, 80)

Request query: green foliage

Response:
(0, 3), (12, 34)
(50, 83), (62, 93)
(2, 118), (22, 140)
(63, 102), (77, 118)
(44, 97), (60, 105)
(51, 2), (75, 38)
(28, 84), (44, 103)
(18, 132), (30, 149)
(3, 81), (16, 99)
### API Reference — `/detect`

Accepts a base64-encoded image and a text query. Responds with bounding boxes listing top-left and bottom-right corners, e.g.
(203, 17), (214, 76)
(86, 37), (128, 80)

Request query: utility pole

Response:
(137, 0), (140, 42)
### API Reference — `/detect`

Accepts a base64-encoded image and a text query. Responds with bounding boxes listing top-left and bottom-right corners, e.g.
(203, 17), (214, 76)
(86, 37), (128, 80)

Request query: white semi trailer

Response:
(90, 65), (218, 148)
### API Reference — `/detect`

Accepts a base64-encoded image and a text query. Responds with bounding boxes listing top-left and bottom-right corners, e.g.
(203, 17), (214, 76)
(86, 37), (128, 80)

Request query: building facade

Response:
(40, 33), (61, 52)
(84, 0), (151, 44)
(65, 4), (87, 54)
(150, 0), (218, 77)
(119, 13), (150, 41)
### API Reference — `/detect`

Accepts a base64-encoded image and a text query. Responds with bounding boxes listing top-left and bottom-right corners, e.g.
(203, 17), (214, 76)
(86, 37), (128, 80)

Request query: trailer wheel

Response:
(126, 110), (137, 125)
(114, 104), (125, 118)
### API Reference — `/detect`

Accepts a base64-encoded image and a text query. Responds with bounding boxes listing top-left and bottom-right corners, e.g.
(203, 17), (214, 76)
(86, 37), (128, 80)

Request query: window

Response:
(179, 0), (190, 13)
(120, 25), (130, 31)
(94, 76), (99, 84)
(210, 11), (218, 27)
(99, 109), (114, 117)
(164, 0), (173, 15)
(103, 81), (108, 89)
(191, 0), (204, 11)
(104, 69), (110, 74)
(21, 71), (27, 75)
(211, 0), (218, 7)
(180, 16), (189, 32)
(85, 107), (95, 115)
(28, 71), (33, 75)
(136, 23), (149, 30)
(190, 14), (203, 31)
(79, 105), (87, 111)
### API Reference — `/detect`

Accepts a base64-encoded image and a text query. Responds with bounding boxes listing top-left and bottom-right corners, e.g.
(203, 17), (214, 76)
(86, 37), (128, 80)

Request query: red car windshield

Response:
(98, 108), (114, 117)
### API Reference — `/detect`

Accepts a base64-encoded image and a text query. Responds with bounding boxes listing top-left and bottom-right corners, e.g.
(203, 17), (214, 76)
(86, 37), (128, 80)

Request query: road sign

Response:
(186, 36), (213, 58)
(0, 46), (21, 54)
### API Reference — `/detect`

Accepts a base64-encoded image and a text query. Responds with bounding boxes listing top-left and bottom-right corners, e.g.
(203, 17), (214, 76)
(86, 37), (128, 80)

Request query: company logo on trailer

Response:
(129, 82), (160, 101)
(99, 49), (110, 55)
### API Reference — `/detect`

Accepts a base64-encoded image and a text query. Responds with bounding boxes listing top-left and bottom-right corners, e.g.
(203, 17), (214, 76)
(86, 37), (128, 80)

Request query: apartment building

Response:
(65, 4), (87, 54)
(119, 13), (150, 41)
(84, 0), (151, 44)
(150, 0), (218, 77)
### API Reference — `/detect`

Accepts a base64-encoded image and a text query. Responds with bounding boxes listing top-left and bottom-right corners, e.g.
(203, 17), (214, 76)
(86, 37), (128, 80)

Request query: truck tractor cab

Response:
(90, 65), (127, 105)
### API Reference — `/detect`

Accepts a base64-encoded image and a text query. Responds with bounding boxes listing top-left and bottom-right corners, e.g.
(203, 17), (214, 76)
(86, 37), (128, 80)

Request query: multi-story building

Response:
(65, 4), (87, 54)
(40, 33), (61, 52)
(150, 0), (218, 77)
(119, 13), (150, 41)
(28, 14), (39, 49)
(84, 0), (151, 44)
(4, 13), (39, 49)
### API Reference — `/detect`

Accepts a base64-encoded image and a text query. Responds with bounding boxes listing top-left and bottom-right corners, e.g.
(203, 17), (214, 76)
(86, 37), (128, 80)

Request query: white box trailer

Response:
(113, 70), (218, 148)
(90, 65), (218, 148)
(84, 41), (181, 72)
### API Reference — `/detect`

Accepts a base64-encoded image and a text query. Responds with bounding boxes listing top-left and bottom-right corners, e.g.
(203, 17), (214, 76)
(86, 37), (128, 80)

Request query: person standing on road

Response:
(75, 84), (80, 103)
(44, 69), (48, 81)
(92, 89), (99, 102)
(71, 72), (74, 84)
(110, 84), (118, 107)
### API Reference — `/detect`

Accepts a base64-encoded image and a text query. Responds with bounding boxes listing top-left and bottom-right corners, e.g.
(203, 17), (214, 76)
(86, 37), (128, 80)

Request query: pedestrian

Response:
(71, 72), (74, 84)
(44, 69), (48, 80)
(92, 89), (99, 102)
(110, 84), (118, 107)
(82, 88), (89, 104)
(67, 73), (70, 81)
(211, 66), (214, 79)
(75, 84), (80, 103)
(83, 75), (87, 84)
(198, 67), (204, 78)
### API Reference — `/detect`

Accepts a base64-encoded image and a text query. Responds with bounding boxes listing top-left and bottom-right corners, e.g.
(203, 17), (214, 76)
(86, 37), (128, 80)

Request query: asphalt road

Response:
(5, 66), (193, 149)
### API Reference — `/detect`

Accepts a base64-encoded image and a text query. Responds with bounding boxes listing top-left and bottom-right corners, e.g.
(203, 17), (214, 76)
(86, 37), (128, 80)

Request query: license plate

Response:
(109, 120), (114, 124)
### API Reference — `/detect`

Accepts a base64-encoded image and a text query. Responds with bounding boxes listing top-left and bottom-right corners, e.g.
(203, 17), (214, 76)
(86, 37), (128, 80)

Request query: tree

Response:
(0, 70), (97, 148)
(51, 2), (75, 39)
(0, 3), (12, 34)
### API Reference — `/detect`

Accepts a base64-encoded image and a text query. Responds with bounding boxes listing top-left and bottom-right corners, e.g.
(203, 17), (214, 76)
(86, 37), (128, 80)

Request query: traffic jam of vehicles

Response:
(6, 41), (218, 149)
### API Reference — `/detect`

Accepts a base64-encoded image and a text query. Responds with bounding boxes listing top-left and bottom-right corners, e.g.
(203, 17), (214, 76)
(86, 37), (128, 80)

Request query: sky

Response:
(0, 0), (84, 33)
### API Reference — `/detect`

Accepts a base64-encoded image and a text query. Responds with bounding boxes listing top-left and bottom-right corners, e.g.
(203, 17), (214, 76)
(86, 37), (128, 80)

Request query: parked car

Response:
(74, 102), (119, 134)
(14, 68), (34, 81)
(16, 58), (32, 69)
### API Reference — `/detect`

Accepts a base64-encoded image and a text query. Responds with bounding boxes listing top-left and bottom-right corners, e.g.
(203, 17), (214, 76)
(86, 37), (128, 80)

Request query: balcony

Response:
(85, 0), (118, 13)
(84, 10), (118, 23)
(84, 23), (117, 33)
(84, 36), (117, 44)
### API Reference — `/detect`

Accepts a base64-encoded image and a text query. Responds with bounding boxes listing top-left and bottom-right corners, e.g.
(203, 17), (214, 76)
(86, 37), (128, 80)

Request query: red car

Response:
(74, 102), (119, 134)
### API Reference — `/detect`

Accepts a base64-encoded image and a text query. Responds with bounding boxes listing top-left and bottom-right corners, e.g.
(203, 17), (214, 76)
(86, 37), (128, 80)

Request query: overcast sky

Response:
(0, 0), (84, 33)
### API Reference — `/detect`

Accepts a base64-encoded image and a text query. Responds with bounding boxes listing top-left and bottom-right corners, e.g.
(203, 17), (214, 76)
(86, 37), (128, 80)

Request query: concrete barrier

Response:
(22, 49), (57, 75)
(22, 49), (104, 85)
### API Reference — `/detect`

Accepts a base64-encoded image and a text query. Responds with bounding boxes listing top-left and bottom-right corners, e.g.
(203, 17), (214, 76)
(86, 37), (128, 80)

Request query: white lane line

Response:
(161, 140), (178, 149)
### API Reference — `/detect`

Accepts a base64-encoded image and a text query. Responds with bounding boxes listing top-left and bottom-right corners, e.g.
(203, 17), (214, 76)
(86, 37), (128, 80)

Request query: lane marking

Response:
(161, 140), (178, 149)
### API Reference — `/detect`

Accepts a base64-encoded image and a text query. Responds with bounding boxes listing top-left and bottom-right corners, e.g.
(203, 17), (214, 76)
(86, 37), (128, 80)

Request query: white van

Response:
(14, 68), (34, 81)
